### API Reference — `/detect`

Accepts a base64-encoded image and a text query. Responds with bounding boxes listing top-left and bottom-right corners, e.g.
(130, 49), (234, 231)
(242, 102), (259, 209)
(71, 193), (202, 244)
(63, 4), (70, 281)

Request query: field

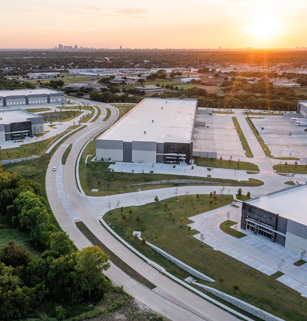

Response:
(104, 195), (307, 321)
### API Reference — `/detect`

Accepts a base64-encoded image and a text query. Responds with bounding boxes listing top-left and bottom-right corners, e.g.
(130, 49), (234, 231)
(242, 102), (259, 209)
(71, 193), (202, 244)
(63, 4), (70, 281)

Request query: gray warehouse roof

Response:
(246, 184), (307, 226)
(97, 98), (197, 144)
(0, 88), (62, 97)
(0, 109), (42, 124)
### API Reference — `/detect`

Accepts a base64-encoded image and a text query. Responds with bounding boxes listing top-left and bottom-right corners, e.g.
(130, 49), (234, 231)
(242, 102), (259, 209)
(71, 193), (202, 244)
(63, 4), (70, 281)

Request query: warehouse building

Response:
(0, 109), (44, 141)
(96, 98), (197, 164)
(241, 185), (307, 256)
(28, 72), (60, 80)
(297, 101), (307, 118)
(0, 89), (65, 107)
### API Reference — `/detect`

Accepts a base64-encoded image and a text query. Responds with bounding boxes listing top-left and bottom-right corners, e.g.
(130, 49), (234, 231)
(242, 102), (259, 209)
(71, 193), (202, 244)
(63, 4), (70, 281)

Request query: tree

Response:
(75, 246), (111, 300)
(0, 241), (31, 268)
(237, 188), (242, 197)
(154, 195), (159, 205)
(49, 231), (74, 256)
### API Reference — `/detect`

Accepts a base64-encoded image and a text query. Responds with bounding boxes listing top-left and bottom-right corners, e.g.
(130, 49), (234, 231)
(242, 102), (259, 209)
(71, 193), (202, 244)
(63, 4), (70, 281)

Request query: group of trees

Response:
(0, 77), (36, 90)
(90, 90), (141, 104)
(0, 166), (112, 320)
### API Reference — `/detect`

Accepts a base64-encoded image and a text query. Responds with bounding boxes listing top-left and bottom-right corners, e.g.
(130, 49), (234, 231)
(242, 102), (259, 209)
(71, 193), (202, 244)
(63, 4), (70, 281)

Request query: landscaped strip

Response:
(194, 157), (259, 172)
(220, 220), (247, 239)
(90, 106), (102, 122)
(75, 220), (156, 290)
(273, 164), (307, 174)
(62, 144), (72, 165)
(245, 117), (299, 160)
(232, 116), (253, 158)
(103, 107), (111, 121)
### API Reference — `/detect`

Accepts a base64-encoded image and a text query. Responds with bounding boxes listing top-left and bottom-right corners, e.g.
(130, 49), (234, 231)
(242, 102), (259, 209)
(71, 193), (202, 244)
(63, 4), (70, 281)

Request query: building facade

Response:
(0, 89), (65, 107)
(297, 101), (307, 118)
(241, 185), (307, 256)
(0, 109), (44, 141)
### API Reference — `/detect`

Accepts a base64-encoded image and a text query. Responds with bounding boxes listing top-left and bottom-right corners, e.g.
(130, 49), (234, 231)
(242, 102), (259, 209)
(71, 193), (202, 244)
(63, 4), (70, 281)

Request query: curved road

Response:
(46, 100), (241, 321)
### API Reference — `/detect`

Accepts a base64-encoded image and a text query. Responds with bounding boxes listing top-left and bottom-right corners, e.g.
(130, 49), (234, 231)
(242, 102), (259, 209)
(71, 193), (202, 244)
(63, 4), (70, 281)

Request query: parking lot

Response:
(193, 110), (246, 160)
(250, 115), (307, 160)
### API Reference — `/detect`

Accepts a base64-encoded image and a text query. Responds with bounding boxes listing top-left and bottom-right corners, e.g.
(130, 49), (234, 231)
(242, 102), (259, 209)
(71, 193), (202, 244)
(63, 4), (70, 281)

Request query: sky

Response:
(1, 0), (307, 49)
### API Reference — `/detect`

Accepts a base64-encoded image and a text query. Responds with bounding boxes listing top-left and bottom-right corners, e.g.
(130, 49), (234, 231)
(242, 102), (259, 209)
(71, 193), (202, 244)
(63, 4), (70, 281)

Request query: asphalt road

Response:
(46, 99), (240, 321)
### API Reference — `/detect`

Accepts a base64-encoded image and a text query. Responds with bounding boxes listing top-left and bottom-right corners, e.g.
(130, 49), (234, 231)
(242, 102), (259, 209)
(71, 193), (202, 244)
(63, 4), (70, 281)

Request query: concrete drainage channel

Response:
(100, 217), (285, 321)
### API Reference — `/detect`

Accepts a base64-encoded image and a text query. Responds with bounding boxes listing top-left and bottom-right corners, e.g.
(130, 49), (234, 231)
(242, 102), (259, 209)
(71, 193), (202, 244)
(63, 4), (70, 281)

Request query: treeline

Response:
(0, 166), (113, 320)
(90, 90), (141, 103)
(0, 77), (36, 90)
(152, 83), (302, 110)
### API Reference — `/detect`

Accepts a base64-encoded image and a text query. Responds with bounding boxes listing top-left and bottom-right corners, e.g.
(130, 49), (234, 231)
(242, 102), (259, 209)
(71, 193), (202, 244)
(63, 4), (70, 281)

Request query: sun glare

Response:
(246, 15), (284, 41)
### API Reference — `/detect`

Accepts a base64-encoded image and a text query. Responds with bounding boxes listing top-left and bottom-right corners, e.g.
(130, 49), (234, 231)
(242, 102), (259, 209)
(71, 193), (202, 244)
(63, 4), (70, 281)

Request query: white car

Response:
(52, 167), (57, 172)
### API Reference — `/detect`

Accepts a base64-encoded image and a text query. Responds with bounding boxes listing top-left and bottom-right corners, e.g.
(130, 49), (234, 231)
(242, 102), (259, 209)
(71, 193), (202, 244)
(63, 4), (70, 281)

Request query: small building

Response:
(241, 185), (307, 256)
(96, 98), (197, 164)
(28, 72), (60, 80)
(181, 77), (201, 83)
(0, 89), (65, 107)
(0, 109), (44, 141)
(135, 85), (164, 94)
(297, 101), (307, 118)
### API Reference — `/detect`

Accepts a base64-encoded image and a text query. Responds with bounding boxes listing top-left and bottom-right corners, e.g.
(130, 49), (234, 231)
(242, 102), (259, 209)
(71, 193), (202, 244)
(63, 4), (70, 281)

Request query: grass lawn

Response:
(284, 181), (296, 185)
(59, 105), (96, 123)
(103, 108), (111, 121)
(219, 220), (246, 238)
(80, 142), (263, 196)
(111, 104), (136, 118)
(232, 117), (253, 158)
(235, 194), (251, 201)
(245, 112), (283, 116)
(212, 110), (234, 114)
(0, 136), (55, 161)
(25, 107), (51, 113)
(273, 164), (307, 174)
(194, 157), (259, 171)
(39, 110), (82, 122)
(104, 195), (307, 321)
(246, 117), (300, 161)
(294, 259), (306, 266)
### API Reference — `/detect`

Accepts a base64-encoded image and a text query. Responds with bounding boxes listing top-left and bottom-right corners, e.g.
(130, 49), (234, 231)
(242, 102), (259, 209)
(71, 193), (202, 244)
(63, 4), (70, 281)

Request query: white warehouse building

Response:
(297, 101), (307, 118)
(241, 184), (307, 256)
(0, 89), (65, 107)
(96, 98), (197, 164)
(0, 109), (44, 141)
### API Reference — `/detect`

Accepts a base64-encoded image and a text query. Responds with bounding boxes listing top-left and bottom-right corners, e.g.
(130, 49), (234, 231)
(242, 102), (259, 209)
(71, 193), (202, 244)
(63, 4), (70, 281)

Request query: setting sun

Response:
(246, 15), (285, 40)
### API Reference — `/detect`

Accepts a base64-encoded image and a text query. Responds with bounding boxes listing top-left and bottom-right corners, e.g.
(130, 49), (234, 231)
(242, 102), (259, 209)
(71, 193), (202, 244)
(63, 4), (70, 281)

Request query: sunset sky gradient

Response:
(1, 0), (307, 49)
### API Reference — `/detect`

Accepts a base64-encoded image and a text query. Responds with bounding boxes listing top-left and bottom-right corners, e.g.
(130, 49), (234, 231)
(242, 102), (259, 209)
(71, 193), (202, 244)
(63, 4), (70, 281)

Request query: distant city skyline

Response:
(1, 0), (307, 49)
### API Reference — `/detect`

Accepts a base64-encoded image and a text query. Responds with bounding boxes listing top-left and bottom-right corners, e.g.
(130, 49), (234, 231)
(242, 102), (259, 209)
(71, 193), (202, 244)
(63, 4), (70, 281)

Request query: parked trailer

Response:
(295, 121), (307, 126)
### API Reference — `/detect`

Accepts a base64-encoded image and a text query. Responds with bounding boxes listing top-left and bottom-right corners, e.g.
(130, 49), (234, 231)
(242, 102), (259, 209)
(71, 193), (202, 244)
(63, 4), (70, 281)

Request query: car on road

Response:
(52, 167), (57, 172)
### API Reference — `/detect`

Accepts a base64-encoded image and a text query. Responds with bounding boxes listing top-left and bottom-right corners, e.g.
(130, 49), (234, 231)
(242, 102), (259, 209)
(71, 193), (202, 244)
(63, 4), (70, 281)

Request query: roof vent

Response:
(144, 131), (146, 134)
